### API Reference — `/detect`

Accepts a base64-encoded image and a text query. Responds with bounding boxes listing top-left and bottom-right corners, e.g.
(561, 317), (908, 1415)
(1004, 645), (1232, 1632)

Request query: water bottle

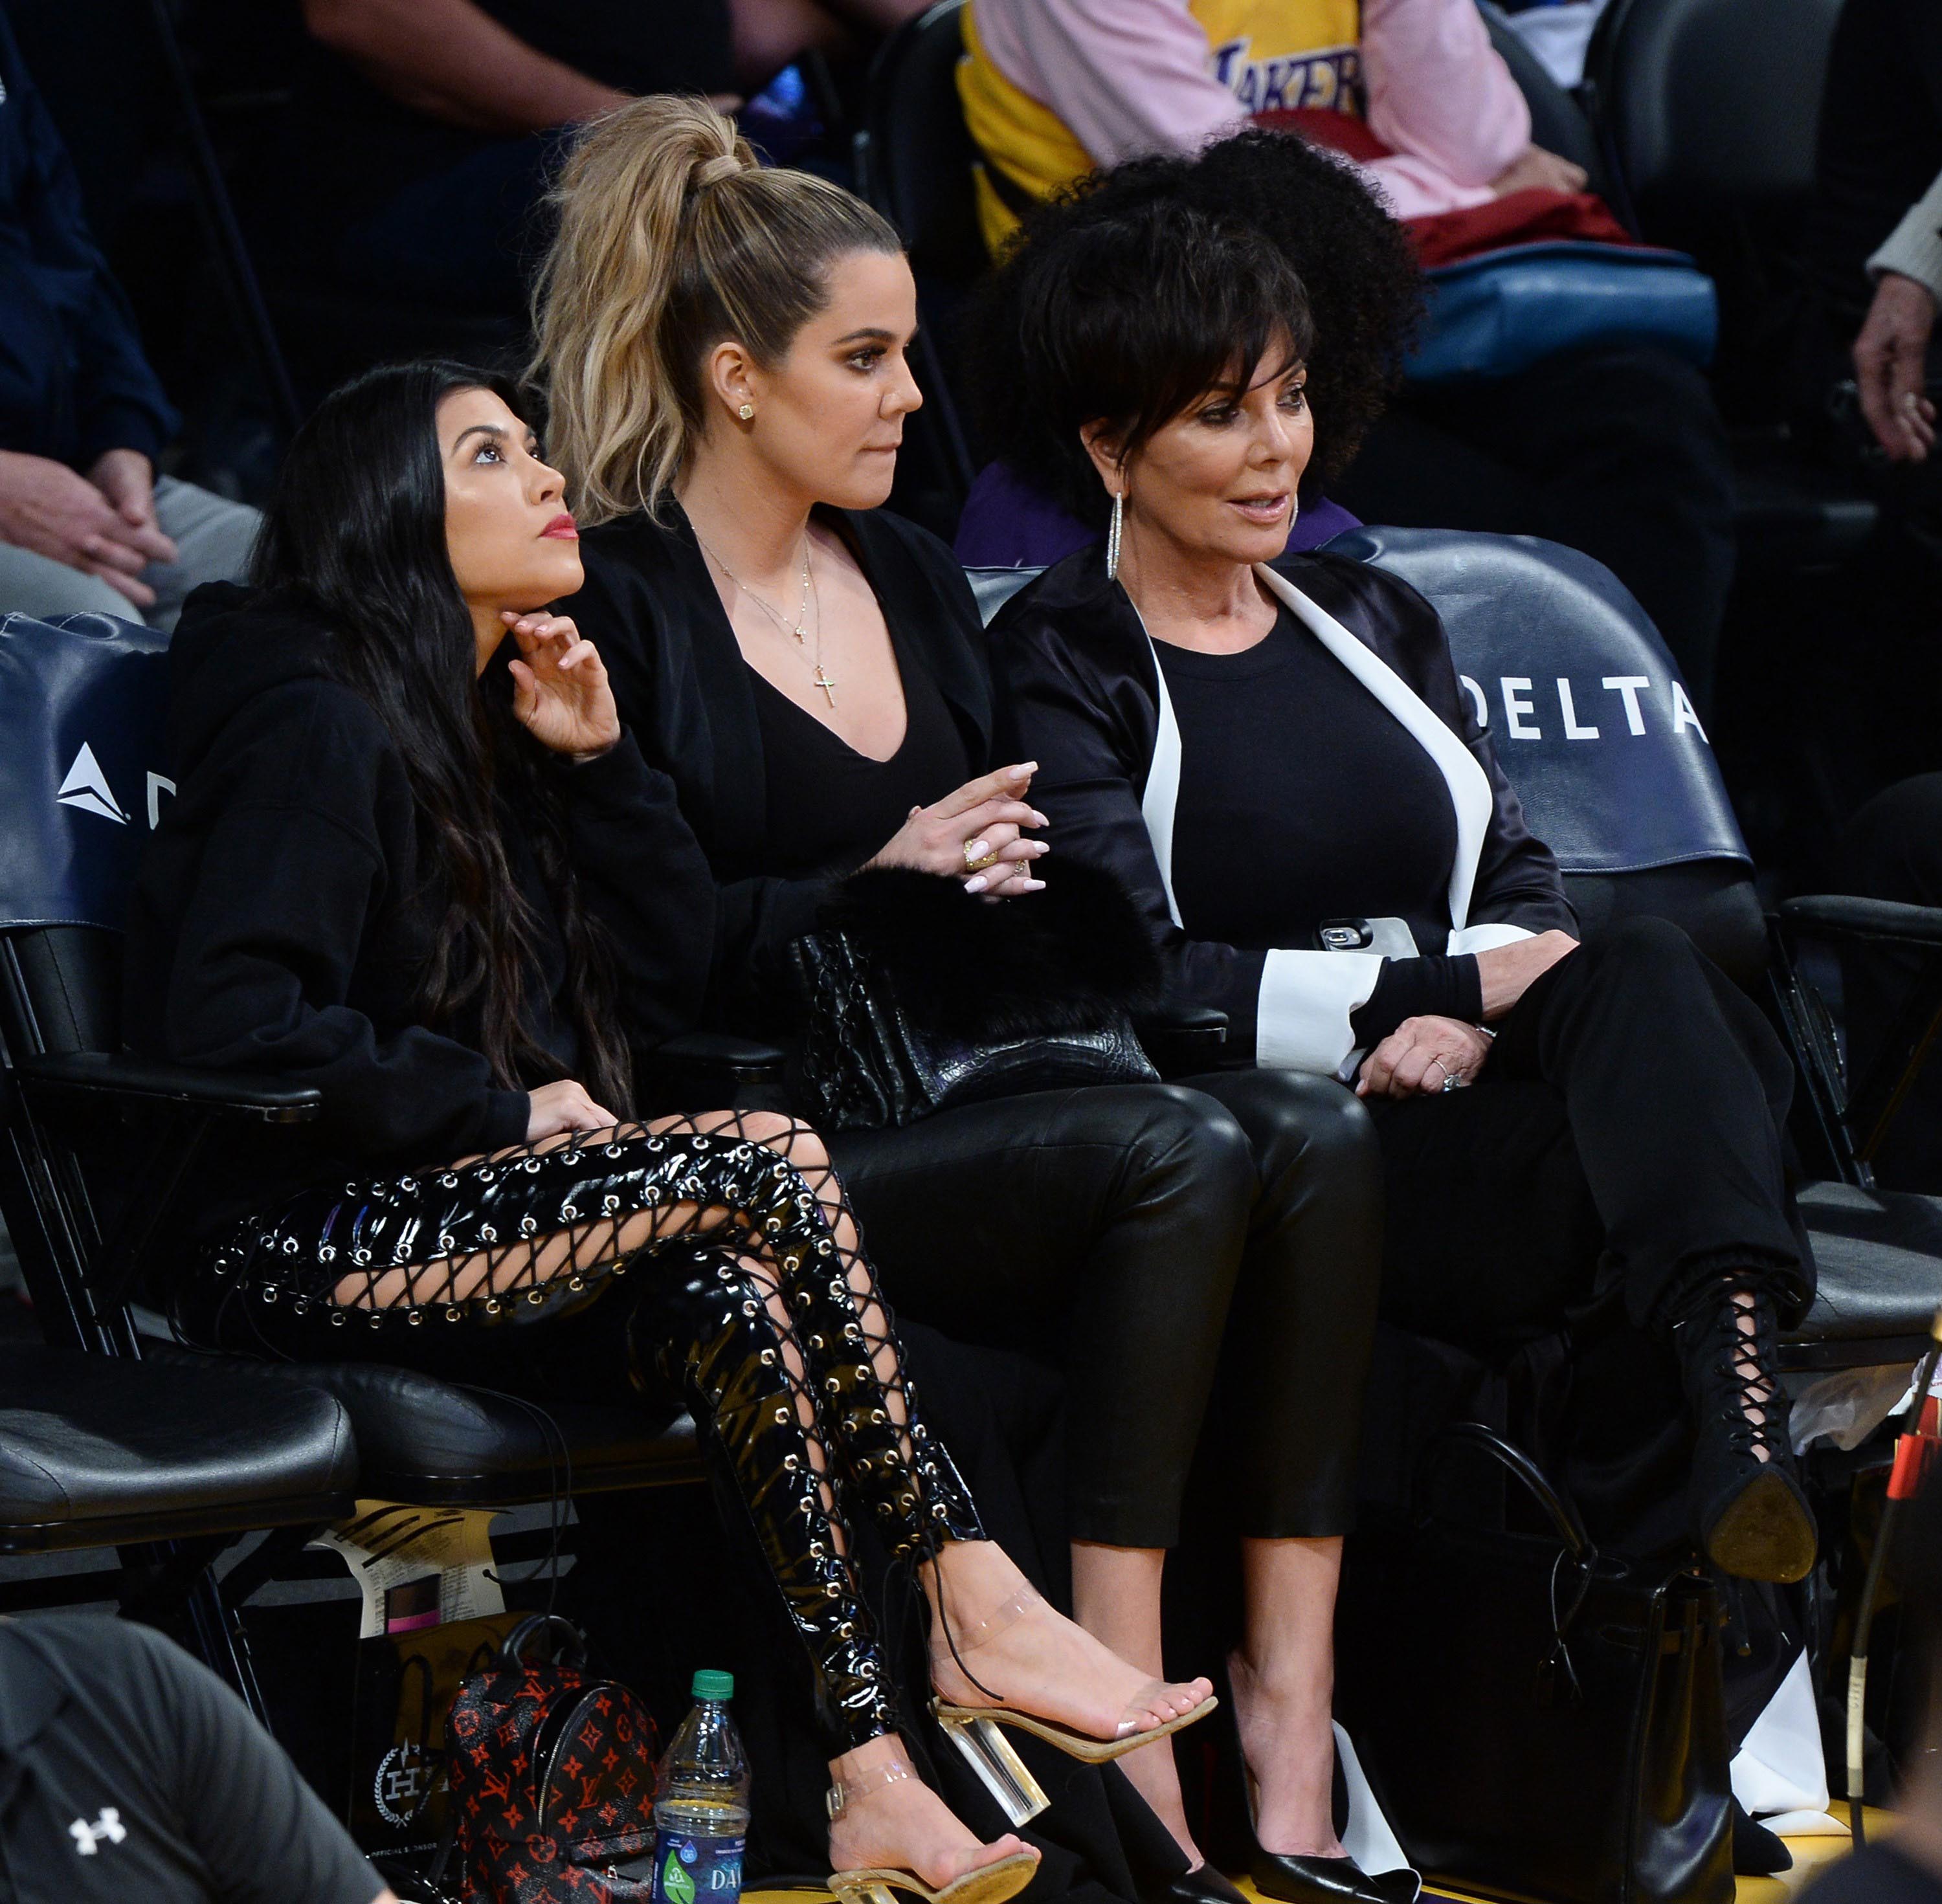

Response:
(651, 1670), (750, 1904)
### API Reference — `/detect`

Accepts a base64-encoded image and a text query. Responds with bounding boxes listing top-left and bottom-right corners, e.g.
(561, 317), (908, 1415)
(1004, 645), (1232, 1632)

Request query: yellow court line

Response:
(750, 1815), (1895, 1904)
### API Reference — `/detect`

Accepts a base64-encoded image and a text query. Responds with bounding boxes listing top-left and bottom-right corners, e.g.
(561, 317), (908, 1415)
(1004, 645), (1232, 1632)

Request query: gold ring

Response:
(965, 851), (1001, 874)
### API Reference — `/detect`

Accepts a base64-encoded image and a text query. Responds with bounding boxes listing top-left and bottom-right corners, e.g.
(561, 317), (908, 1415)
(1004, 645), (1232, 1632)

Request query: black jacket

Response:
(0, 3), (177, 467)
(571, 500), (995, 1015)
(123, 584), (717, 1231)
(989, 544), (1575, 1067)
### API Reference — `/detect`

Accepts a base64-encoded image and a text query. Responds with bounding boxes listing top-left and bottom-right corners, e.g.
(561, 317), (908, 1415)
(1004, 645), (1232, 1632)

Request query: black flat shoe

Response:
(1247, 1849), (1405, 1904)
(1673, 1279), (1818, 1584)
(1161, 1866), (1249, 1904)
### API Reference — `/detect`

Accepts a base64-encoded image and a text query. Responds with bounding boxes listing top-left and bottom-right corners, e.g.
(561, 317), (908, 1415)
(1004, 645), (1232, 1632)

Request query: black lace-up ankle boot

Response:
(1673, 1278), (1816, 1584)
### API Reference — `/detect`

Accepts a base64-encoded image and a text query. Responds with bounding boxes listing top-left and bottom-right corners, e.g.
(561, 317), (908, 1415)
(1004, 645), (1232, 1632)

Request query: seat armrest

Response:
(1778, 896), (1942, 947)
(649, 1032), (790, 1083)
(1135, 1002), (1230, 1079)
(16, 1050), (322, 1123)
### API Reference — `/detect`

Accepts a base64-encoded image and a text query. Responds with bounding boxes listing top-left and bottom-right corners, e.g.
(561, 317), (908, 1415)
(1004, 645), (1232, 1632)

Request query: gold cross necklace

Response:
(695, 527), (838, 708)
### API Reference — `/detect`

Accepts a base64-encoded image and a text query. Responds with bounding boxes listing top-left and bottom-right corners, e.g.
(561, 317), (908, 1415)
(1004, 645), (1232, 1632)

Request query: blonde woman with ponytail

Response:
(537, 98), (1396, 1904)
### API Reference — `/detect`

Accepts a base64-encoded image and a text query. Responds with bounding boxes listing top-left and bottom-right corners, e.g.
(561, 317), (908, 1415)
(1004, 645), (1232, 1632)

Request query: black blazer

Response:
(571, 499), (997, 1008)
(988, 544), (1576, 1066)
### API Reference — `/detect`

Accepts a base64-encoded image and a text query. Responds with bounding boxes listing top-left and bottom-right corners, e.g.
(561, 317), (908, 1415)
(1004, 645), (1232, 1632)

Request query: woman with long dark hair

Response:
(123, 359), (1218, 1904)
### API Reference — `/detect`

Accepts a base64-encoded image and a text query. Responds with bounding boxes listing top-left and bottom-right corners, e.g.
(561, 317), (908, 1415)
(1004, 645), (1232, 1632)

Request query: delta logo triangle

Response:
(56, 744), (130, 825)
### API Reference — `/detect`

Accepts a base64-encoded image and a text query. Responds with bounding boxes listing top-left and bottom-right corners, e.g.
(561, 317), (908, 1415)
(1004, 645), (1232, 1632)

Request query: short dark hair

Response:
(978, 199), (1315, 531)
(971, 129), (1423, 524)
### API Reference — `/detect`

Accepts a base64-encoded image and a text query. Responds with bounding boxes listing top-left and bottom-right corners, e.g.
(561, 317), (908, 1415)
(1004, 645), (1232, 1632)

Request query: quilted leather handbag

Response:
(1333, 1424), (1734, 1904)
(785, 861), (1161, 1130)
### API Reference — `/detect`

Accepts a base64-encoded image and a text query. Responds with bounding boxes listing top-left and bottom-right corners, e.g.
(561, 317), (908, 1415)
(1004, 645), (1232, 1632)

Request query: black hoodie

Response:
(123, 583), (718, 1236)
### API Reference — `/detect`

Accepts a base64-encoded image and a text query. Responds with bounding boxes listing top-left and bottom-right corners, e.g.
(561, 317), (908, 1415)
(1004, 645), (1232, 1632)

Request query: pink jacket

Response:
(968, 0), (1531, 221)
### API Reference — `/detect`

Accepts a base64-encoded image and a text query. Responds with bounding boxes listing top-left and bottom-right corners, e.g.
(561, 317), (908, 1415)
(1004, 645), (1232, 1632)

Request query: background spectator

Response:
(0, 1), (258, 626)
(283, 0), (937, 321)
(1800, 0), (1942, 464)
(953, 0), (1736, 709)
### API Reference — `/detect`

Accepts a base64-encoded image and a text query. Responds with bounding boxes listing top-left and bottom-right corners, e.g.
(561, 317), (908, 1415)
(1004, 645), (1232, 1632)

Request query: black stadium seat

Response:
(0, 1345), (355, 1552)
(971, 528), (1942, 1369)
(0, 609), (705, 1548)
(855, 0), (984, 537)
(1584, 0), (1876, 570)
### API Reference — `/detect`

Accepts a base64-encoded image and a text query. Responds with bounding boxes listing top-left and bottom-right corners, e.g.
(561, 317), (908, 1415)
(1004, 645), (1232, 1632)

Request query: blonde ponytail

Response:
(531, 95), (902, 526)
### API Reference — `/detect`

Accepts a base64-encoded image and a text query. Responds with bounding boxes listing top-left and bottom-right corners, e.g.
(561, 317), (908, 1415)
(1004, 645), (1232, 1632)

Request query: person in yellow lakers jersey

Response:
(959, 0), (1586, 254)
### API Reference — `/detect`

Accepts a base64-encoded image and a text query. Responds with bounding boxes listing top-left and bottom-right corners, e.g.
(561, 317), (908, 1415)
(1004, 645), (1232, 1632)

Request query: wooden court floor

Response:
(746, 1813), (1893, 1904)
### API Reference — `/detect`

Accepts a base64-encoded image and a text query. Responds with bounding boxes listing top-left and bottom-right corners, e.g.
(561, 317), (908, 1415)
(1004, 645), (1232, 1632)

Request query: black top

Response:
(745, 660), (972, 883)
(572, 501), (996, 1022)
(1797, 1844), (1942, 1904)
(0, 1613), (378, 1904)
(1159, 604), (1482, 1046)
(122, 582), (717, 1235)
(989, 544), (1574, 1063)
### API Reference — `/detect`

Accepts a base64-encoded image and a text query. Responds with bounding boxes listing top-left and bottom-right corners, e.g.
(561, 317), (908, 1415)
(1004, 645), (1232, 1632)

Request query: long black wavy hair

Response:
(970, 128), (1425, 524)
(250, 359), (633, 1115)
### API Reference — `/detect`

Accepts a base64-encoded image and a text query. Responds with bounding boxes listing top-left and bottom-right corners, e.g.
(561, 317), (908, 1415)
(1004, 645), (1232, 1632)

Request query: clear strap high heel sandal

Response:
(827, 1754), (1040, 1904)
(928, 1588), (1218, 1824)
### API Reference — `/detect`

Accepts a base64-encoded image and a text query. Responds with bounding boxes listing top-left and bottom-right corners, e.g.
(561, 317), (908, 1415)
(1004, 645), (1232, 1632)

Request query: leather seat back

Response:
(859, 0), (981, 287)
(0, 612), (171, 1061)
(1590, 0), (1842, 218)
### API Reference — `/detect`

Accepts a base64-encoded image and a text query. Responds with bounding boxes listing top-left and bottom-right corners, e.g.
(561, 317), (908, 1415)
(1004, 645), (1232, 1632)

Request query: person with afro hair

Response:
(957, 129), (1420, 568)
(959, 127), (1736, 714)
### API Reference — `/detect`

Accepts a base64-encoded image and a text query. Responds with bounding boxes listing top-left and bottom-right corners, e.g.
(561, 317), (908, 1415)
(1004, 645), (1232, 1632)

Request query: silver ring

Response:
(1429, 1056), (1462, 1092)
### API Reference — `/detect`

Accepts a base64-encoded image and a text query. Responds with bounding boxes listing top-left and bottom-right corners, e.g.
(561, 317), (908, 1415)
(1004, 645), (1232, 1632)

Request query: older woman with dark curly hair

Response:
(983, 196), (1818, 1630)
(954, 128), (1422, 568)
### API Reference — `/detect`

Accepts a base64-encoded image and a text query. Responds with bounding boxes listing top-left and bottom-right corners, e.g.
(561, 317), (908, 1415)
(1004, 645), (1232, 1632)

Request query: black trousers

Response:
(829, 1071), (1383, 1548)
(1836, 773), (1942, 1191)
(1333, 343), (1736, 713)
(1371, 916), (1812, 1351)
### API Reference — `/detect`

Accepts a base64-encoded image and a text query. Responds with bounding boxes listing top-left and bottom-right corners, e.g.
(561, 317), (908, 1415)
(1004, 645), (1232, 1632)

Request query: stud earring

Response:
(738, 403), (755, 421)
(1106, 487), (1124, 581)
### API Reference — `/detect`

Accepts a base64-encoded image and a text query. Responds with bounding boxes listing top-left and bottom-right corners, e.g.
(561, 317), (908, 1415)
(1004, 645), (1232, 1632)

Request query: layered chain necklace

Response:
(694, 528), (839, 708)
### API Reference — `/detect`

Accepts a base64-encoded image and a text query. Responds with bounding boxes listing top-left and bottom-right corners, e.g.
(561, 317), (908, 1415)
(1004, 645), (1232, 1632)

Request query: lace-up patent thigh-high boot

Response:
(639, 1245), (902, 1751)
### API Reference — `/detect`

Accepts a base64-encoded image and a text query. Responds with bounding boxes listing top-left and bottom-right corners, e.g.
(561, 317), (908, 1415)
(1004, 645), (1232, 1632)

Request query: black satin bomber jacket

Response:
(987, 544), (1578, 1061)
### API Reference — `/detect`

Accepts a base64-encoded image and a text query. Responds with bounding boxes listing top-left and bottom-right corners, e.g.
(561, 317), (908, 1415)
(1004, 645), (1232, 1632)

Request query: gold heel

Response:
(932, 1710), (1050, 1827)
(830, 1879), (902, 1904)
(930, 1585), (1217, 1766)
(829, 1855), (1040, 1904)
(826, 1750), (1040, 1904)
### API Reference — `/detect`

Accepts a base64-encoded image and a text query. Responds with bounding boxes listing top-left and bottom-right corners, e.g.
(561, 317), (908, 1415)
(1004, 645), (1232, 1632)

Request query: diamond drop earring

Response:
(1106, 487), (1124, 581)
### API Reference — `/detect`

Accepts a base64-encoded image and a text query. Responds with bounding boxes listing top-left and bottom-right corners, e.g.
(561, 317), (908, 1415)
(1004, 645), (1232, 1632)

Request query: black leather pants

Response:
(1373, 916), (1813, 1345)
(828, 1072), (1383, 1545)
(182, 1113), (983, 1755)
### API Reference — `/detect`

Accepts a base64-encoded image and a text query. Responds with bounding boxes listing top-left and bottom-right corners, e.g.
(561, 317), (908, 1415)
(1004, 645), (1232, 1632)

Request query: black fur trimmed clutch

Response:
(785, 860), (1163, 1129)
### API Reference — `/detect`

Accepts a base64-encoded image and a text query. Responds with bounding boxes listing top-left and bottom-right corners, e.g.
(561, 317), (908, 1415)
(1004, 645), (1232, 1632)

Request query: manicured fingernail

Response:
(1031, 812), (1048, 826)
(1007, 762), (1036, 778)
(964, 876), (989, 895)
(1020, 878), (1046, 891)
(1030, 841), (1051, 855)
(966, 839), (990, 859)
